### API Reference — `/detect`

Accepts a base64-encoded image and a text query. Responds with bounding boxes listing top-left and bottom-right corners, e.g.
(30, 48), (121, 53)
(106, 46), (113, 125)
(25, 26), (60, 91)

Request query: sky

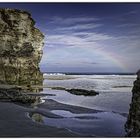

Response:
(0, 3), (140, 73)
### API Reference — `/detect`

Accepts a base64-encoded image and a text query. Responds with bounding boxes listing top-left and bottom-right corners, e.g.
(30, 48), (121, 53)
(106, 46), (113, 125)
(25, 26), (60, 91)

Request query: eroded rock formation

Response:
(0, 8), (44, 86)
(125, 70), (140, 137)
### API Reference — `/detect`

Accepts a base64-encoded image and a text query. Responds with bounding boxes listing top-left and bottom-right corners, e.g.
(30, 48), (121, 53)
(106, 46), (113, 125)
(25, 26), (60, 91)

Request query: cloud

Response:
(41, 14), (140, 72)
(55, 23), (102, 31)
(116, 23), (140, 28)
(123, 10), (139, 16)
(44, 15), (115, 46)
(45, 15), (140, 51)
(48, 16), (99, 25)
(45, 32), (114, 50)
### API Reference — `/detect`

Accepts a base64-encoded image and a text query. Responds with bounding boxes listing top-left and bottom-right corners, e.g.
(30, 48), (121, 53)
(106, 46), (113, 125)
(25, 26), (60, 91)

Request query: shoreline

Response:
(0, 72), (133, 137)
(0, 100), (79, 137)
(0, 87), (102, 137)
(0, 87), (128, 137)
(0, 85), (80, 137)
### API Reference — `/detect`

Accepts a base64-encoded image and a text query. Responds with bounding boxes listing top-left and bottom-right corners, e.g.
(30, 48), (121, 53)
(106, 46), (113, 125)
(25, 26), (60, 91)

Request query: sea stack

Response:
(0, 8), (44, 86)
(125, 69), (140, 137)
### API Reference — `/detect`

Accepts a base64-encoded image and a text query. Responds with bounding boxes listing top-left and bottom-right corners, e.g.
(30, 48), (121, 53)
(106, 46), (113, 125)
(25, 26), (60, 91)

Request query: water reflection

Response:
(0, 57), (44, 107)
(29, 111), (126, 137)
(31, 113), (44, 123)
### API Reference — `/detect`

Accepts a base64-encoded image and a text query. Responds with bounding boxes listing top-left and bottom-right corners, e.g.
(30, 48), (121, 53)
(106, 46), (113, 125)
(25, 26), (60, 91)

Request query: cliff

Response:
(0, 8), (44, 86)
(125, 70), (140, 137)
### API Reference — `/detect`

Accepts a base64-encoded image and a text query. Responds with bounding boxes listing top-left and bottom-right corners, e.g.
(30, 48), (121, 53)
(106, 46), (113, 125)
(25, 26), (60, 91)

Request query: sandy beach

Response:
(0, 73), (135, 137)
(0, 92), (103, 137)
(0, 100), (79, 137)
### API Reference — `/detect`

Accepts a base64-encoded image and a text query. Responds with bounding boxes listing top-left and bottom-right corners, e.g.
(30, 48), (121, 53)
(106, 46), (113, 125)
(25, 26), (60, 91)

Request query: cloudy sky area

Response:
(0, 3), (140, 73)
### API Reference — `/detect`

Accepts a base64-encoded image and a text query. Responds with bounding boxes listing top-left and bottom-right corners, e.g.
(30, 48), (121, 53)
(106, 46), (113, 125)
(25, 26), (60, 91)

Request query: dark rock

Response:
(51, 87), (99, 96)
(125, 69), (140, 137)
(66, 88), (99, 96)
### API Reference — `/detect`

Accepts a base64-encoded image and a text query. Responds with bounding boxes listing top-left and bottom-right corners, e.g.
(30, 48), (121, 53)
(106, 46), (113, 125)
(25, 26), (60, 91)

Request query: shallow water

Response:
(38, 74), (136, 137)
(30, 110), (126, 137)
(42, 74), (136, 113)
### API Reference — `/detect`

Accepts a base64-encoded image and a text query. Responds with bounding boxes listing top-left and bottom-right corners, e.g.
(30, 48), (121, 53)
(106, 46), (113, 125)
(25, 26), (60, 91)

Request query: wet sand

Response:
(0, 101), (79, 137)
(0, 94), (102, 137)
(37, 99), (102, 114)
(30, 99), (127, 137)
(0, 82), (129, 137)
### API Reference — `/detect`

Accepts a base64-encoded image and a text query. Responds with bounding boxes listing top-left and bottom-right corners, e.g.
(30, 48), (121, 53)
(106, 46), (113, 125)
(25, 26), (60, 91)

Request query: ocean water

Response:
(43, 74), (136, 113)
(39, 74), (136, 137)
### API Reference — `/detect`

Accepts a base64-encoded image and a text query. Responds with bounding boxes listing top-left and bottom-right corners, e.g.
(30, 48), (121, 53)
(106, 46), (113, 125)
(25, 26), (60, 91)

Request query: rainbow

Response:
(83, 47), (128, 72)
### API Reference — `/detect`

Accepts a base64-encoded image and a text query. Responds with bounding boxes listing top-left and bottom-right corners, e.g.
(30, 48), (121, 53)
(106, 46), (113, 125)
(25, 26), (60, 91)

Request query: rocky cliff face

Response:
(0, 8), (44, 86)
(125, 70), (140, 137)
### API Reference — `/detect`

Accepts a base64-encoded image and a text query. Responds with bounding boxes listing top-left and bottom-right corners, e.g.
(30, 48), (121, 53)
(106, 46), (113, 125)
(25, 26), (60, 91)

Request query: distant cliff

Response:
(0, 8), (44, 85)
(125, 70), (140, 137)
